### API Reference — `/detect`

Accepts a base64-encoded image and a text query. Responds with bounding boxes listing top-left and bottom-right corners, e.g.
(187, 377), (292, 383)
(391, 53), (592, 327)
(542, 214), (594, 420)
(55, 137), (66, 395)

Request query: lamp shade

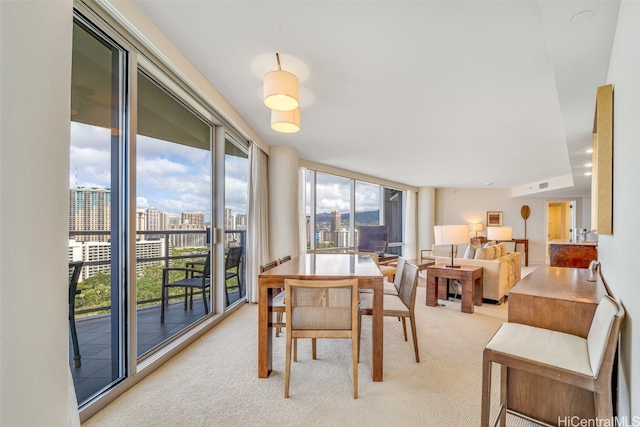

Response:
(487, 226), (512, 241)
(434, 225), (469, 245)
(271, 107), (301, 133)
(263, 70), (299, 111)
(468, 223), (483, 232)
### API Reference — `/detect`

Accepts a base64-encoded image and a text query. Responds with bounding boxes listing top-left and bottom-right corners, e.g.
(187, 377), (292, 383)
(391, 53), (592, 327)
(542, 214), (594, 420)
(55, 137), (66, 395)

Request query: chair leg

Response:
(293, 337), (298, 362)
(275, 312), (282, 337)
(69, 311), (81, 368)
(352, 333), (358, 399)
(401, 317), (408, 341)
(500, 364), (507, 427)
(202, 286), (209, 314)
(409, 314), (419, 363)
(312, 338), (317, 360)
(594, 386), (613, 423)
(357, 312), (362, 363)
(160, 285), (166, 323)
(284, 330), (292, 398)
(481, 352), (492, 427)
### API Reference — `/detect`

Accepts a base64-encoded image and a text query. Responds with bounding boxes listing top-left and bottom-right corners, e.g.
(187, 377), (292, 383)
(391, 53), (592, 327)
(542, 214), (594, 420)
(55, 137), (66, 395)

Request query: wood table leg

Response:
(461, 278), (474, 314)
(474, 276), (483, 306)
(371, 277), (384, 382)
(426, 275), (438, 307)
(258, 280), (273, 378)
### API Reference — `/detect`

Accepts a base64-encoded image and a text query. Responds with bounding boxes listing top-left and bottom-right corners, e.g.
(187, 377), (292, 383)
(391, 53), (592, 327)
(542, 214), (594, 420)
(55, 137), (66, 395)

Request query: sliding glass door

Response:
(69, 15), (127, 405)
(135, 70), (212, 357)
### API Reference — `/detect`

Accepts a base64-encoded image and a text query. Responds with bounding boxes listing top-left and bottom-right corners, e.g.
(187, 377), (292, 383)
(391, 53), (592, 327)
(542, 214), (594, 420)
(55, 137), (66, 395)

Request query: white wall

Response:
(599, 0), (640, 416)
(0, 1), (75, 425)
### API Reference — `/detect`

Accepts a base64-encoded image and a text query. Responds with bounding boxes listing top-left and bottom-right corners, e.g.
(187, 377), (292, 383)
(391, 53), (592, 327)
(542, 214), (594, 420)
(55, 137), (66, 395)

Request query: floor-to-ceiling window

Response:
(305, 170), (404, 254)
(69, 14), (128, 405)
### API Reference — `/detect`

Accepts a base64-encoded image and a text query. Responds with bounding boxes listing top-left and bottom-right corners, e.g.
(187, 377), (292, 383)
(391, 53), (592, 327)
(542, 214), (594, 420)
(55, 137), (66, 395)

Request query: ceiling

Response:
(134, 0), (620, 197)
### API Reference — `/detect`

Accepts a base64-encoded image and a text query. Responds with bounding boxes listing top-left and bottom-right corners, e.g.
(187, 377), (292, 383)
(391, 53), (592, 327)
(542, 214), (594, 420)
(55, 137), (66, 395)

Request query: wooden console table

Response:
(506, 266), (608, 424)
(471, 238), (529, 266)
(426, 264), (483, 313)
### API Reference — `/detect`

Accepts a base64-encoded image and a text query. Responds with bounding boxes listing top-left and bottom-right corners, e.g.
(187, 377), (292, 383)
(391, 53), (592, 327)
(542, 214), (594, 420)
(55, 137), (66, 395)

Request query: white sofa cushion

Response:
(475, 245), (496, 260)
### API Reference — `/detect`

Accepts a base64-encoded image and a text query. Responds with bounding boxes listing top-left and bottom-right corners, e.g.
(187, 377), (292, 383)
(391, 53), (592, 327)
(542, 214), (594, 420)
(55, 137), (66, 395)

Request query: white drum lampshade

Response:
(271, 107), (301, 133)
(469, 223), (483, 237)
(263, 70), (299, 111)
(487, 226), (512, 241)
(434, 225), (469, 268)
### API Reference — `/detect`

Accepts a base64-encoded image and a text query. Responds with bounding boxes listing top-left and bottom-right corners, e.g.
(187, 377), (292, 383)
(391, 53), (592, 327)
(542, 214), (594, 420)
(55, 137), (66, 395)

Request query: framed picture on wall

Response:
(487, 211), (503, 227)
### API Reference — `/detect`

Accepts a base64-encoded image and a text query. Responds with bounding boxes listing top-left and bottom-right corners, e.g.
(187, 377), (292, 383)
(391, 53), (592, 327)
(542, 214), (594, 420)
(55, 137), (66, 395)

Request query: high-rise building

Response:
(182, 211), (205, 228)
(69, 187), (111, 242)
(330, 210), (341, 232)
(236, 213), (247, 230)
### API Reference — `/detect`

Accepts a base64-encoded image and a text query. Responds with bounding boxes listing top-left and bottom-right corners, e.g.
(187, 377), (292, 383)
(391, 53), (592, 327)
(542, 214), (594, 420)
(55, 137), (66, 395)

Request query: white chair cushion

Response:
(486, 322), (593, 377)
(587, 296), (618, 377)
(359, 293), (409, 313)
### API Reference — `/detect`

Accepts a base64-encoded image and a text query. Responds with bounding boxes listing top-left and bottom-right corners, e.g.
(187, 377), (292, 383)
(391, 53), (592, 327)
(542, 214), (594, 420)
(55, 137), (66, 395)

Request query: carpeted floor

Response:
(84, 269), (543, 426)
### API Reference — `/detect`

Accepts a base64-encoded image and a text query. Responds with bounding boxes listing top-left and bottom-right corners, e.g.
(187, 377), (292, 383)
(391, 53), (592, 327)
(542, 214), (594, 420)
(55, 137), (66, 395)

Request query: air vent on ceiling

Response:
(539, 182), (549, 189)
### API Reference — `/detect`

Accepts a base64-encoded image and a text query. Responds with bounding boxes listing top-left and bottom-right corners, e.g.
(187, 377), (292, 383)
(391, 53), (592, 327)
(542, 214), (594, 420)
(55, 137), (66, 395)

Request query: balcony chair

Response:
(358, 261), (420, 363)
(224, 246), (244, 306)
(481, 295), (625, 427)
(69, 261), (84, 368)
(160, 252), (210, 323)
(284, 278), (360, 399)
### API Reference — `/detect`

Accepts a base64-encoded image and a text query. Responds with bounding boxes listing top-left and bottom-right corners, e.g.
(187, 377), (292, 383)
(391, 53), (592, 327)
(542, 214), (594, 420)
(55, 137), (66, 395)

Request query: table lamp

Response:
(434, 225), (469, 268)
(487, 226), (512, 241)
(469, 223), (483, 238)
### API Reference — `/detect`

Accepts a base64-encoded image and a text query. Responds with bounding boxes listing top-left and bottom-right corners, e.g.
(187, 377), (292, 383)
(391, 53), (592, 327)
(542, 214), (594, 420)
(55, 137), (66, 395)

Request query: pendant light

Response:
(263, 53), (299, 111)
(271, 107), (301, 133)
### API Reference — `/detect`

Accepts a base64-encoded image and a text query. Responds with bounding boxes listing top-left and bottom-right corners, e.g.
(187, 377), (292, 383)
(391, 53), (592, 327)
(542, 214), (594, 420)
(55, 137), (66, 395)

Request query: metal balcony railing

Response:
(69, 229), (246, 316)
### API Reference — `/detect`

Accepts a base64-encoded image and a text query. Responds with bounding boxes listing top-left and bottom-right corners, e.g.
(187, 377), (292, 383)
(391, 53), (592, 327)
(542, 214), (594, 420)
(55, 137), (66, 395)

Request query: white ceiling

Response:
(134, 0), (620, 197)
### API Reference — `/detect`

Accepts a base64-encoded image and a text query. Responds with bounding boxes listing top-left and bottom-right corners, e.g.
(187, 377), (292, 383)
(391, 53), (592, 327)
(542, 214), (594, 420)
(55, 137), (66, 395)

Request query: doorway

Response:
(545, 200), (576, 263)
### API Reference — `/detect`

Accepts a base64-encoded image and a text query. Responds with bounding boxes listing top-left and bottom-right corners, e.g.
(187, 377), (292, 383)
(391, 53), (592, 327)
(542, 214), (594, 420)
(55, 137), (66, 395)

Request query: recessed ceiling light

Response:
(584, 172), (592, 176)
(585, 163), (593, 167)
(571, 10), (593, 23)
(586, 148), (593, 153)
(484, 182), (493, 186)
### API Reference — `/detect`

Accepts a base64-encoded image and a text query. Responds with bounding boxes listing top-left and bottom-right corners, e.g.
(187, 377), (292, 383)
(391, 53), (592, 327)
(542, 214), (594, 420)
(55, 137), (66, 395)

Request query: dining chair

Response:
(260, 260), (285, 337)
(359, 257), (405, 296)
(69, 261), (84, 368)
(481, 295), (625, 427)
(358, 261), (420, 363)
(284, 278), (360, 399)
(224, 246), (244, 306)
(160, 252), (210, 323)
(353, 251), (396, 282)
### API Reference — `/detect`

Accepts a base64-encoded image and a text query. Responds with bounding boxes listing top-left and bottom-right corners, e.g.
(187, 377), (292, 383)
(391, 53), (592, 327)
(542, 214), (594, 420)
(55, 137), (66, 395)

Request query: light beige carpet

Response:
(84, 273), (542, 427)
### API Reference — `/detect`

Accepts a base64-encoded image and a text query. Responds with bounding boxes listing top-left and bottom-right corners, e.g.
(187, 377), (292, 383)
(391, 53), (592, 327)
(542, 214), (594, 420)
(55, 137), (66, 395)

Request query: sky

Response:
(71, 122), (382, 222)
(70, 122), (248, 222)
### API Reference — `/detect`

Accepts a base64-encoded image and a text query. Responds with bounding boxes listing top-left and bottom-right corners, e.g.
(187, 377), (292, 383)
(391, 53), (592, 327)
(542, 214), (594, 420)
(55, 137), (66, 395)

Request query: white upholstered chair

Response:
(481, 295), (625, 427)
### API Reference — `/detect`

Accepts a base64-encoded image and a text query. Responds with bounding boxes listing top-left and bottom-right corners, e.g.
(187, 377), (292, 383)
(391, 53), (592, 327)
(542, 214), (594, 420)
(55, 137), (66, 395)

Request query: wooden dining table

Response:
(258, 253), (385, 381)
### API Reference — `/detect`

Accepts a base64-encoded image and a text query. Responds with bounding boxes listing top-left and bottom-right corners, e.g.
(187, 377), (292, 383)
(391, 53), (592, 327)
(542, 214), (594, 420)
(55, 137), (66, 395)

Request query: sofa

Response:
(432, 242), (521, 304)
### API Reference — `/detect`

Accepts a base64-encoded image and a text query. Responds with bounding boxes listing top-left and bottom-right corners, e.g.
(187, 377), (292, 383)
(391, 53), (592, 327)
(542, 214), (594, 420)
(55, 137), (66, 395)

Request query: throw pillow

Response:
(463, 244), (481, 259)
(493, 244), (504, 257)
(497, 242), (509, 257)
(483, 241), (497, 248)
(475, 245), (495, 260)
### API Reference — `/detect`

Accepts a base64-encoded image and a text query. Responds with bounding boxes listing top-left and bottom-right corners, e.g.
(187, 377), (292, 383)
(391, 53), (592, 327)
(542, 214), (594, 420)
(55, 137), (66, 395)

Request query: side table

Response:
(426, 264), (483, 313)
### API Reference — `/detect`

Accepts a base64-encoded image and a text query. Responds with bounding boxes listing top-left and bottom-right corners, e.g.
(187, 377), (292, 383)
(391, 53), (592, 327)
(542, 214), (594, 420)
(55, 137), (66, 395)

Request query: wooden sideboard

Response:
(549, 242), (597, 268)
(506, 267), (608, 424)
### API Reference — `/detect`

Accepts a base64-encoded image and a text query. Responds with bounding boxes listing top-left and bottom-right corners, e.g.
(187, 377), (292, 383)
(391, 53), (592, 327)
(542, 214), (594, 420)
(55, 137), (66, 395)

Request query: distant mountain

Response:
(315, 210), (380, 225)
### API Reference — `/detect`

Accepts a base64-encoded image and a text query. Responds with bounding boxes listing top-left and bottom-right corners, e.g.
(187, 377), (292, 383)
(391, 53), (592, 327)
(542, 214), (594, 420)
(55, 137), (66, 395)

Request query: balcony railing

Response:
(69, 229), (246, 317)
